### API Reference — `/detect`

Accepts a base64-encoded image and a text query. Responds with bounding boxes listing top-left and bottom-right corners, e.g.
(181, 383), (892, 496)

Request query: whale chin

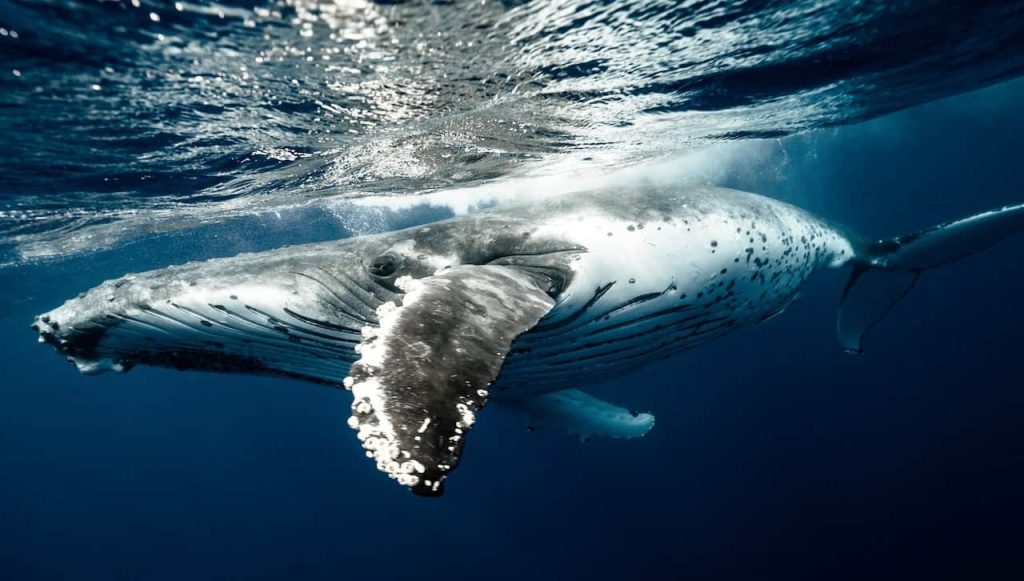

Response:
(33, 254), (391, 386)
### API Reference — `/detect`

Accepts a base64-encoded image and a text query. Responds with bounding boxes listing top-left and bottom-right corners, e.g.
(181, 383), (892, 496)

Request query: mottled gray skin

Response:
(32, 185), (1024, 496)
(33, 204), (580, 386)
(34, 186), (855, 395)
(32, 185), (863, 496)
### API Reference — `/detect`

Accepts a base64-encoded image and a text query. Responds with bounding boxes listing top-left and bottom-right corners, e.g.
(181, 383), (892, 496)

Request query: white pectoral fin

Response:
(344, 265), (555, 497)
(498, 389), (655, 441)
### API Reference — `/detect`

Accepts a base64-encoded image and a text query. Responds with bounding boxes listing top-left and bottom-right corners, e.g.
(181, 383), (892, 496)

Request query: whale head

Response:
(31, 242), (401, 385)
(33, 216), (580, 387)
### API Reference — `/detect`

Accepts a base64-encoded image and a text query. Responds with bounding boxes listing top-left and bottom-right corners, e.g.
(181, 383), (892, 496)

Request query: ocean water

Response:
(2, 1), (1024, 579)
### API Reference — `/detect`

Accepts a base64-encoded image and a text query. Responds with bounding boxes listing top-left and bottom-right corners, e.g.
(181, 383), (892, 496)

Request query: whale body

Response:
(33, 186), (1024, 495)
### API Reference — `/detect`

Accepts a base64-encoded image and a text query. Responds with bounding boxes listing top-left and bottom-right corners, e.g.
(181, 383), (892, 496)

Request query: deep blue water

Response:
(2, 1), (1024, 579)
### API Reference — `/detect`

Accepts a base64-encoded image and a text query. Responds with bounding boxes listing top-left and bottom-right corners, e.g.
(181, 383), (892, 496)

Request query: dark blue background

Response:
(2, 79), (1023, 580)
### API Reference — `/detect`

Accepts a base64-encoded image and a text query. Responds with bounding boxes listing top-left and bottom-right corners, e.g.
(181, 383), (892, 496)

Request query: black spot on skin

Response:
(200, 320), (213, 327)
(627, 225), (636, 232)
(369, 254), (398, 277)
(710, 240), (718, 247)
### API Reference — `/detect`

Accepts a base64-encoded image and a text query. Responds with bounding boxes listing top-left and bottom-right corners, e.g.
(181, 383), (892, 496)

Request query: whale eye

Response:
(369, 254), (398, 277)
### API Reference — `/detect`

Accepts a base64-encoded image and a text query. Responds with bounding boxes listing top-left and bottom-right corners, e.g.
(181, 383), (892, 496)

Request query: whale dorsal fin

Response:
(496, 389), (655, 441)
(344, 264), (555, 496)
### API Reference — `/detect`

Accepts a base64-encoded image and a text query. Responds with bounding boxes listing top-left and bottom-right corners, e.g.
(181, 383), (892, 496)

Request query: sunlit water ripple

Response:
(2, 0), (1024, 264)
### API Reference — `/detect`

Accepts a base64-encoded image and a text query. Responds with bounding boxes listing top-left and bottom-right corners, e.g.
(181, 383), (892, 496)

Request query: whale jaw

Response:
(32, 260), (387, 386)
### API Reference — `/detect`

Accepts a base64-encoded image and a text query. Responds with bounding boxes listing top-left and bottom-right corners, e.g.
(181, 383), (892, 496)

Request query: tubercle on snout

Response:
(33, 316), (115, 374)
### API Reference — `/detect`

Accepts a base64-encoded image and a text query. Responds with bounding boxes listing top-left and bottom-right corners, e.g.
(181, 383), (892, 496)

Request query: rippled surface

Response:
(2, 0), (1024, 264)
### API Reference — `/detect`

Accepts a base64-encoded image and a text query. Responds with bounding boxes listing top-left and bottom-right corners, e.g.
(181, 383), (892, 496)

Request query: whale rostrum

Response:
(33, 186), (1024, 495)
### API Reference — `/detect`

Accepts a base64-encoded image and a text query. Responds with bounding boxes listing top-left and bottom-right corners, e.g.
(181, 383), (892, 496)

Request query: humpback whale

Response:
(33, 186), (1024, 496)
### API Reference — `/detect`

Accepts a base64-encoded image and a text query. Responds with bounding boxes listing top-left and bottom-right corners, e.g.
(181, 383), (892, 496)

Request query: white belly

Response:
(497, 199), (852, 395)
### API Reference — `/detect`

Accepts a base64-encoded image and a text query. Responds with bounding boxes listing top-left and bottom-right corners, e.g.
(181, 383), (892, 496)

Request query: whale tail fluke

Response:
(838, 202), (1024, 354)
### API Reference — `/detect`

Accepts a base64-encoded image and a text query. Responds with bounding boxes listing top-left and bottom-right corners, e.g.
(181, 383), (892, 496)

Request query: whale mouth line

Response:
(33, 279), (368, 384)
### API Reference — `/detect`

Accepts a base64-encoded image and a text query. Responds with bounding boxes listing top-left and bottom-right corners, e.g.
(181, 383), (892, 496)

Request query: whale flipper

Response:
(839, 202), (1024, 354)
(498, 389), (655, 441)
(344, 265), (555, 496)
